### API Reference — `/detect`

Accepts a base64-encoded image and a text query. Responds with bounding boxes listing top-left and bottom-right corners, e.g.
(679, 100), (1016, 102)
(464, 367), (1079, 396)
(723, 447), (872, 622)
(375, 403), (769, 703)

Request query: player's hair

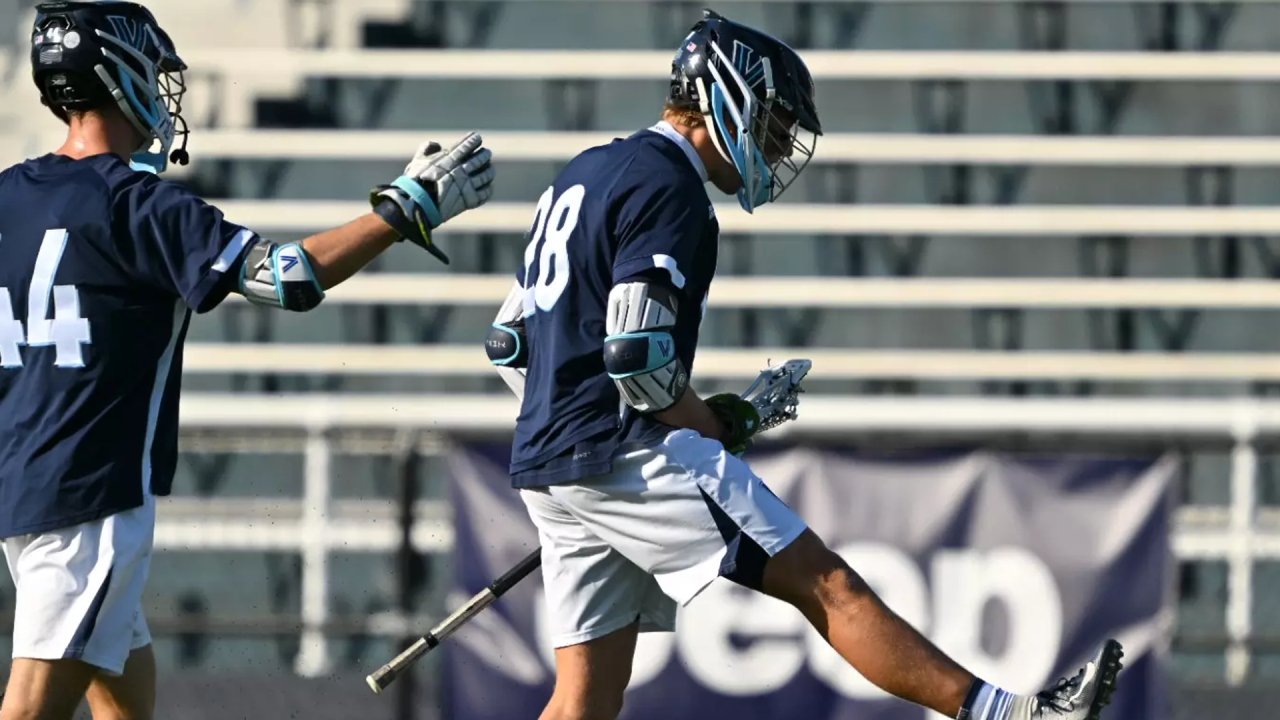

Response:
(61, 105), (125, 132)
(662, 102), (705, 129)
(63, 106), (105, 123)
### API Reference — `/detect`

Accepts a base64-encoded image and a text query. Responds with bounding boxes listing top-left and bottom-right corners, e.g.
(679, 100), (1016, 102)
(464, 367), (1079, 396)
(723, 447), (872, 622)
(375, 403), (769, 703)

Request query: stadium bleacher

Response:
(8, 0), (1280, 711)
(127, 128), (1280, 165)
(205, 200), (1280, 235)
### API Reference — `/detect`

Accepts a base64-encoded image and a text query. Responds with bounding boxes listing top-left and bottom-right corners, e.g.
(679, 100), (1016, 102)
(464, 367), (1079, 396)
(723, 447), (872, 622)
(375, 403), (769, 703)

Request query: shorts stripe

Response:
(698, 488), (769, 591)
(63, 565), (113, 659)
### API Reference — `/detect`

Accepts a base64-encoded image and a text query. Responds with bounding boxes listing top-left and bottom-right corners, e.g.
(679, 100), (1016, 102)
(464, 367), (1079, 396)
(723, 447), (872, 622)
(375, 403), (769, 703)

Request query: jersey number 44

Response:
(0, 228), (93, 369)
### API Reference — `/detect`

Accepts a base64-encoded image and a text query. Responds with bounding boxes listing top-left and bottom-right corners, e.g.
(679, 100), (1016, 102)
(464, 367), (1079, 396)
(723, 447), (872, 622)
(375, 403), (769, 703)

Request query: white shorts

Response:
(1, 496), (154, 675)
(520, 428), (808, 649)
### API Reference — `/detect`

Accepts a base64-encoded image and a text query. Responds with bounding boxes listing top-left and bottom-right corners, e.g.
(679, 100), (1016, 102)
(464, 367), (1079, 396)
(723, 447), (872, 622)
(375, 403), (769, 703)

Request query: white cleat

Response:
(1010, 640), (1124, 720)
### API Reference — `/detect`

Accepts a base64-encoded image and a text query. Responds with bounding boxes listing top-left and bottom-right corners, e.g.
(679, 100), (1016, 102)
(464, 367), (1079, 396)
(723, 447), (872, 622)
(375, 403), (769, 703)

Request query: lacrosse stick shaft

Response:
(366, 548), (542, 693)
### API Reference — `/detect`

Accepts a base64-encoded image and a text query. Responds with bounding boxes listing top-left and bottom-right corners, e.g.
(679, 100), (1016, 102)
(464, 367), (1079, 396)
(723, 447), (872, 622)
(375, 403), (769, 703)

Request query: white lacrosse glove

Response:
(370, 132), (495, 264)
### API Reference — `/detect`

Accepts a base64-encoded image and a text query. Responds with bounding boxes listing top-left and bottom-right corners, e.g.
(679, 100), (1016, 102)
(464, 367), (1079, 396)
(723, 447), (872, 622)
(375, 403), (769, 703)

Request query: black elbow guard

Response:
(487, 319), (529, 368)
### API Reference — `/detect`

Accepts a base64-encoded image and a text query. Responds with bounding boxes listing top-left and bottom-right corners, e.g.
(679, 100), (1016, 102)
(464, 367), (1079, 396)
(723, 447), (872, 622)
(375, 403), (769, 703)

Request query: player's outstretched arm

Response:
(230, 133), (493, 312)
(297, 214), (399, 291)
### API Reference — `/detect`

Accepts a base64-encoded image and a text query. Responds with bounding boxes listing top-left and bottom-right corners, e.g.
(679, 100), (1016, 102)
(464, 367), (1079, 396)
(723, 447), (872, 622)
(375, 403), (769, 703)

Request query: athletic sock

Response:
(955, 678), (1016, 720)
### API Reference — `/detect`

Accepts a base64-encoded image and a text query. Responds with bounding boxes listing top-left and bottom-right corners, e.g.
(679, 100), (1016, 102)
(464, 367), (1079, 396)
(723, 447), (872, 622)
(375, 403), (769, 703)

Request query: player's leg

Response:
(559, 429), (1121, 720)
(761, 528), (975, 713)
(0, 643), (155, 720)
(0, 659), (95, 720)
(84, 647), (156, 720)
(521, 487), (670, 720)
(0, 498), (156, 720)
(759, 529), (1123, 720)
(84, 612), (156, 720)
(540, 623), (640, 720)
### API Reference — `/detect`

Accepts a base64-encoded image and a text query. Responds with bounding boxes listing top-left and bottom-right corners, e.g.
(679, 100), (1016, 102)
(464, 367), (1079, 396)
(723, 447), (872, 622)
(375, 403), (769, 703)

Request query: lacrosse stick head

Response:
(740, 359), (811, 432)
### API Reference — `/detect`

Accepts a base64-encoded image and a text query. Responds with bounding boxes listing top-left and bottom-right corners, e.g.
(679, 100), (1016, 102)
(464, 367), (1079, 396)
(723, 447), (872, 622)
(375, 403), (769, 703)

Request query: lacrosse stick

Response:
(366, 548), (541, 693)
(365, 358), (812, 694)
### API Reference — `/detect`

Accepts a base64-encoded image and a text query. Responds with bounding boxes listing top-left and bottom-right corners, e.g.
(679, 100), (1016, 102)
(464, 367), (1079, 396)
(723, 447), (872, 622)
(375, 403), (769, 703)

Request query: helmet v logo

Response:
(106, 16), (150, 54)
(730, 40), (766, 90)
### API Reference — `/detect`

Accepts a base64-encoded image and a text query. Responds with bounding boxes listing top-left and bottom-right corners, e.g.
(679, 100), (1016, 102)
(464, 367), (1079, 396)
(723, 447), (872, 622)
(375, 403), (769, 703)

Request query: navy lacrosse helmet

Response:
(669, 8), (822, 213)
(31, 1), (190, 173)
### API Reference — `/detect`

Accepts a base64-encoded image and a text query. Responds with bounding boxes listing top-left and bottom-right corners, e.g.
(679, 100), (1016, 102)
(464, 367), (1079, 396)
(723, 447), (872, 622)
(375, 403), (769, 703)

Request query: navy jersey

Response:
(0, 153), (253, 537)
(511, 124), (720, 487)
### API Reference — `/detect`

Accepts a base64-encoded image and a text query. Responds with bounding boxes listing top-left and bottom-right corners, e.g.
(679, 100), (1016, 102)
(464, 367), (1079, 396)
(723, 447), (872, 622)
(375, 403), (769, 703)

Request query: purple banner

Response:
(444, 445), (1175, 720)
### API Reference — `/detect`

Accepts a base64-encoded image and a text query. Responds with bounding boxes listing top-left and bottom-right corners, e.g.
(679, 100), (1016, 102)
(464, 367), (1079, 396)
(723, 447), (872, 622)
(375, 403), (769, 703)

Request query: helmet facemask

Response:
(92, 22), (188, 174)
(699, 39), (818, 213)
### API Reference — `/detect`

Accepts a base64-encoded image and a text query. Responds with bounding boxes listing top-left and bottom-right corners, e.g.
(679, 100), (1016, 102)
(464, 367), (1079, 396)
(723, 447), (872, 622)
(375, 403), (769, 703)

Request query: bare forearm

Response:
(654, 389), (727, 443)
(301, 213), (399, 290)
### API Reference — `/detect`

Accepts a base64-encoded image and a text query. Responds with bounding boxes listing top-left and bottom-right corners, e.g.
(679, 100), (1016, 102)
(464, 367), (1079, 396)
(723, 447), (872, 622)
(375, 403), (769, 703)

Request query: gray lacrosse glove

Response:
(370, 132), (495, 264)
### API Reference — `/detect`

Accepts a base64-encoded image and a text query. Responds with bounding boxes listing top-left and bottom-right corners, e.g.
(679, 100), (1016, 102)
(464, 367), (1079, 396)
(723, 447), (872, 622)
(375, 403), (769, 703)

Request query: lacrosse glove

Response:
(705, 393), (762, 458)
(370, 132), (495, 265)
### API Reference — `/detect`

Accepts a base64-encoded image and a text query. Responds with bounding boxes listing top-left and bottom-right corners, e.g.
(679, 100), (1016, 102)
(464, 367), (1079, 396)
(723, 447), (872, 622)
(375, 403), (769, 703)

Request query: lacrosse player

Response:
(487, 9), (1123, 720)
(0, 3), (492, 718)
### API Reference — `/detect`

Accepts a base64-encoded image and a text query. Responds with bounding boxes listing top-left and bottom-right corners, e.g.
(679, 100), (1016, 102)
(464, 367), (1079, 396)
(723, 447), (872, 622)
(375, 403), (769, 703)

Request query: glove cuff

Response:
(390, 175), (444, 228)
(705, 393), (761, 455)
(370, 186), (451, 265)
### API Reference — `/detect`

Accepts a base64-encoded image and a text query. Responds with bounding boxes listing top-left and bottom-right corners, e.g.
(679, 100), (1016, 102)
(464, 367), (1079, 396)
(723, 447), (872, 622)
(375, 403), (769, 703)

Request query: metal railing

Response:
(170, 393), (1280, 684)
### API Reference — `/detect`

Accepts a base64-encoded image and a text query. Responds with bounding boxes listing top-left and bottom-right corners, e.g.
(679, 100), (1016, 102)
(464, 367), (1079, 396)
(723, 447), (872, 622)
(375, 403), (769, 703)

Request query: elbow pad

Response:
(490, 280), (530, 401)
(487, 318), (528, 368)
(238, 239), (326, 312)
(603, 282), (689, 413)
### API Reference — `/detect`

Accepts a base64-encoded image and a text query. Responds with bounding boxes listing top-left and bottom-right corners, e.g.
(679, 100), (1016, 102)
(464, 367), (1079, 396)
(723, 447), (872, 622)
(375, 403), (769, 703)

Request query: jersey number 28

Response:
(522, 184), (586, 314)
(0, 229), (92, 369)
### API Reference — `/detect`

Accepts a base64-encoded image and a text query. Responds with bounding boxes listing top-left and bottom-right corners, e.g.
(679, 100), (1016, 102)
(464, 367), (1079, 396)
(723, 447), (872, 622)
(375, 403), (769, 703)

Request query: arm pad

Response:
(488, 281), (529, 400)
(487, 318), (528, 368)
(237, 239), (326, 312)
(603, 282), (688, 413)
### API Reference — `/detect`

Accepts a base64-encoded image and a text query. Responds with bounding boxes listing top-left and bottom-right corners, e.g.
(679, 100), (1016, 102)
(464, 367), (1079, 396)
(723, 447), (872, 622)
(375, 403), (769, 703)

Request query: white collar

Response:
(648, 120), (709, 184)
